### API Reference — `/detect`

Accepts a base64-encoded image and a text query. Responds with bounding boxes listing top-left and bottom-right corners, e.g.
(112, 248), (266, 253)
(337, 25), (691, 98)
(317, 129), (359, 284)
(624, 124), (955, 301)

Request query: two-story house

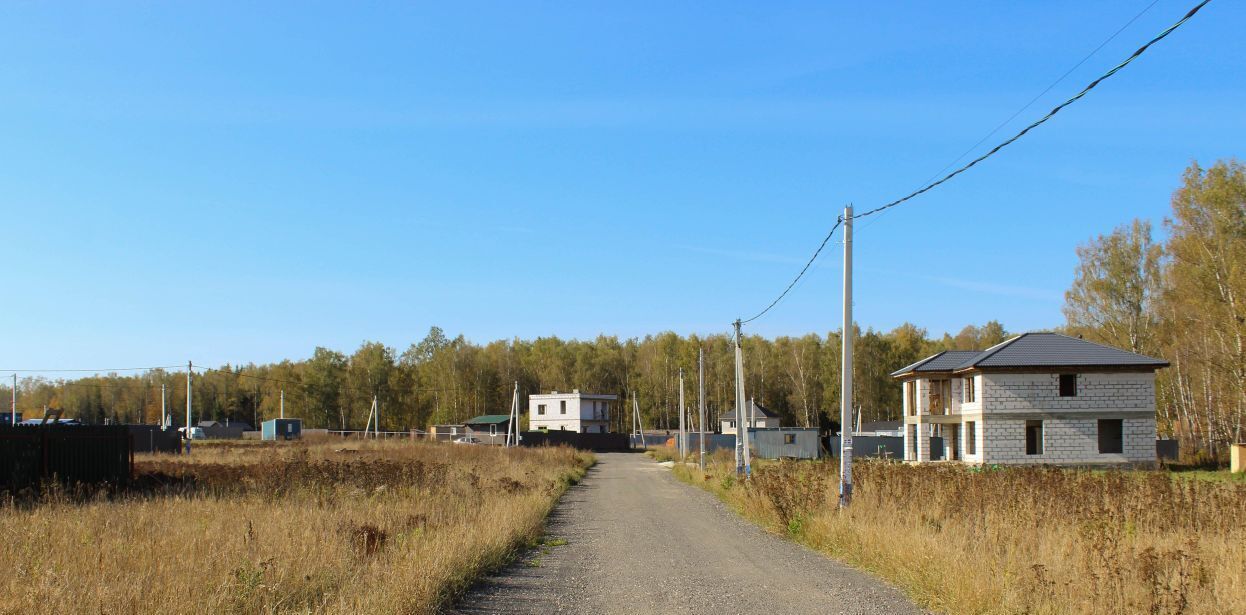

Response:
(891, 332), (1167, 467)
(528, 390), (617, 433)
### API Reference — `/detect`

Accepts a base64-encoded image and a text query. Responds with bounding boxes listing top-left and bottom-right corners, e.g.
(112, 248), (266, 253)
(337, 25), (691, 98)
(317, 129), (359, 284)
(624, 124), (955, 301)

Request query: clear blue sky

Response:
(1, 1), (1242, 372)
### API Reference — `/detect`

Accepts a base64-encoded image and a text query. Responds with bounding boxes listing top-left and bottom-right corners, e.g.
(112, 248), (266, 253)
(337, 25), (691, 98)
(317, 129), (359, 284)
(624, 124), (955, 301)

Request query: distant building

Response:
(464, 414), (514, 444)
(720, 400), (781, 435)
(0, 412), (21, 426)
(261, 418), (302, 441)
(430, 424), (468, 442)
(528, 390), (617, 433)
(892, 333), (1167, 467)
(197, 420), (253, 440)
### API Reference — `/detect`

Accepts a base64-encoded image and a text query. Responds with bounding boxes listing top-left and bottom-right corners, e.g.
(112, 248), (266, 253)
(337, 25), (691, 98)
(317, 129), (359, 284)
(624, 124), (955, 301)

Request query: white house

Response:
(891, 333), (1167, 467)
(720, 399), (781, 435)
(528, 390), (617, 433)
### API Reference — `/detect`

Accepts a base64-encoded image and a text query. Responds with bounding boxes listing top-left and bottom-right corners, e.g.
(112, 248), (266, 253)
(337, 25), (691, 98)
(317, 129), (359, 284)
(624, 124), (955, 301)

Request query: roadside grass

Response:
(0, 440), (592, 614)
(673, 451), (1246, 615)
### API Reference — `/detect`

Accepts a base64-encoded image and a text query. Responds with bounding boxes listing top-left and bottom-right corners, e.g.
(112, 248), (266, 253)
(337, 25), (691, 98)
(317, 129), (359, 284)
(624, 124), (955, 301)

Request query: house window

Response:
(783, 433), (796, 444)
(1059, 374), (1077, 397)
(966, 421), (976, 455)
(964, 377), (976, 403)
(560, 401), (567, 414)
(537, 404), (546, 416)
(1025, 420), (1043, 455)
(906, 381), (917, 416)
(490, 424), (497, 435)
(1098, 419), (1123, 454)
(929, 379), (951, 415)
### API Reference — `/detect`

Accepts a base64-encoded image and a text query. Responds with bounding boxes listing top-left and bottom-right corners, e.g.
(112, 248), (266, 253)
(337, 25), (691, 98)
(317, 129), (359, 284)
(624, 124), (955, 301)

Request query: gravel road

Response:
(449, 452), (922, 615)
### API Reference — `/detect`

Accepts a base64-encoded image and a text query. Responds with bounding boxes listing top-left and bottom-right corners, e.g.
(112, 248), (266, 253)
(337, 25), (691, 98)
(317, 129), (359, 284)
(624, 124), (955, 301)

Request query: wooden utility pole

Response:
(839, 205), (854, 508)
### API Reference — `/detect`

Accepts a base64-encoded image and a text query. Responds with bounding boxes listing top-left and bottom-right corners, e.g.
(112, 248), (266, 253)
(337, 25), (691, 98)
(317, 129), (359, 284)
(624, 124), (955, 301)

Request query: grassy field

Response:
(0, 440), (591, 614)
(674, 449), (1246, 615)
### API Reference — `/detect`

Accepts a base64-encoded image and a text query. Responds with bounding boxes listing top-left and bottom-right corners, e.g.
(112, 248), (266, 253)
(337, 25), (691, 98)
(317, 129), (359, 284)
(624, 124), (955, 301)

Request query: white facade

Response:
(528, 390), (617, 433)
(900, 371), (1158, 467)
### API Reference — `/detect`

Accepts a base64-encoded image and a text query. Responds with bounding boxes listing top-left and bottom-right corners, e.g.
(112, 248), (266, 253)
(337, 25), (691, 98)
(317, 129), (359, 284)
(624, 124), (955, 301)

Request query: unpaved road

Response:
(449, 452), (921, 615)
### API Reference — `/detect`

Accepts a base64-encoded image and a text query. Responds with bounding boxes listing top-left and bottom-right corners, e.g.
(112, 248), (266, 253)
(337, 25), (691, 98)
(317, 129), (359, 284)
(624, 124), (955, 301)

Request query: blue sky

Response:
(1, 1), (1242, 372)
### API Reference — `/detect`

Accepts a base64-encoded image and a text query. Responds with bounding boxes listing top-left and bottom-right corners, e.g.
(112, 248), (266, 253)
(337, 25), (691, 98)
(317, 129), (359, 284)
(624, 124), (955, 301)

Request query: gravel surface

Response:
(448, 452), (922, 615)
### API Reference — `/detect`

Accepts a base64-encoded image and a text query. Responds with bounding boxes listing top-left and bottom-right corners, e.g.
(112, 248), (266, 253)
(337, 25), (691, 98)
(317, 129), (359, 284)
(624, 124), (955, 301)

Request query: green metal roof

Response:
(464, 414), (511, 425)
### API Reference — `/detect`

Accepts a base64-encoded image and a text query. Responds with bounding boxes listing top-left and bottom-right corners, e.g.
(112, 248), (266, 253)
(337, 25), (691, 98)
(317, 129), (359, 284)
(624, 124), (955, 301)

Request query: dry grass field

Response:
(0, 440), (591, 614)
(675, 451), (1246, 615)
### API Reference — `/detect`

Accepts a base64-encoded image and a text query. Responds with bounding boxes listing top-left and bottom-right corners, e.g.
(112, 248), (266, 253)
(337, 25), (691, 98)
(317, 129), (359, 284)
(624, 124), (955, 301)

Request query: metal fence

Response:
(127, 425), (182, 454)
(0, 425), (133, 490)
(520, 431), (632, 452)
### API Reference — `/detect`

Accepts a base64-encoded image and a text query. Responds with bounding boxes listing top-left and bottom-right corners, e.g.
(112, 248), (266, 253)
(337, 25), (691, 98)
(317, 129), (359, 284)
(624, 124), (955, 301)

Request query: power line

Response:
(852, 0), (1211, 221)
(3, 365), (183, 373)
(739, 217), (843, 324)
(739, 0), (1210, 325)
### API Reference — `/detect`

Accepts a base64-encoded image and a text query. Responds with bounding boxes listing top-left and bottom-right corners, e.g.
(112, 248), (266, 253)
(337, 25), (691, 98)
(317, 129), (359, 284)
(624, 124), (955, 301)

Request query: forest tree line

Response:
(4, 322), (1008, 435)
(4, 160), (1242, 451)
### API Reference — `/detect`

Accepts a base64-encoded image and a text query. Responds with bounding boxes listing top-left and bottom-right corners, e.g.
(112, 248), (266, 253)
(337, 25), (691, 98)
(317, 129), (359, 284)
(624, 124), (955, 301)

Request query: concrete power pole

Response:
(186, 361), (193, 436)
(678, 368), (686, 459)
(632, 391), (645, 449)
(839, 205), (854, 508)
(11, 373), (16, 426)
(698, 347), (706, 472)
(280, 389), (285, 419)
(161, 383), (167, 428)
(733, 320), (751, 477)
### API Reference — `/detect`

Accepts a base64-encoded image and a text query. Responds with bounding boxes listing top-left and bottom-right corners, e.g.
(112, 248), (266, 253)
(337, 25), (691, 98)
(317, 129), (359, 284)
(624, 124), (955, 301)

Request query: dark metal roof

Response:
(954, 332), (1168, 370)
(890, 350), (983, 377)
(465, 414), (512, 425)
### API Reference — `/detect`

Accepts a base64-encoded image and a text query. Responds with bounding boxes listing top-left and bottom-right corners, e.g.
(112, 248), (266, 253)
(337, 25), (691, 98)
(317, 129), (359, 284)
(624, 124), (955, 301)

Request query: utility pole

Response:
(11, 373), (16, 426)
(506, 381), (519, 447)
(280, 389), (285, 419)
(733, 320), (750, 477)
(186, 361), (193, 438)
(678, 368), (686, 459)
(839, 205), (854, 508)
(373, 395), (379, 438)
(698, 347), (706, 472)
(632, 391), (645, 449)
(161, 383), (167, 428)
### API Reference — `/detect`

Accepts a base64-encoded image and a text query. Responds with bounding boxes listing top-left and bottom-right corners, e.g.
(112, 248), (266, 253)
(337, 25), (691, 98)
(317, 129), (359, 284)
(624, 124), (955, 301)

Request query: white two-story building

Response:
(891, 333), (1167, 467)
(528, 390), (617, 433)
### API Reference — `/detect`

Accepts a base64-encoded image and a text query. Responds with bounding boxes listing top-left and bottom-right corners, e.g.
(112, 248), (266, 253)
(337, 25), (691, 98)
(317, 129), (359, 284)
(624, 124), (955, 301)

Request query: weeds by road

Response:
(0, 440), (591, 614)
(675, 450), (1246, 615)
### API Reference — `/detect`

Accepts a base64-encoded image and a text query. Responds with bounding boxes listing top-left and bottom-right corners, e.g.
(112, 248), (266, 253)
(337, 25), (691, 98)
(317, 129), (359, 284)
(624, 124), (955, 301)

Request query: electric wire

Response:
(851, 0), (1211, 222)
(739, 216), (843, 324)
(3, 365), (183, 373)
(737, 0), (1210, 326)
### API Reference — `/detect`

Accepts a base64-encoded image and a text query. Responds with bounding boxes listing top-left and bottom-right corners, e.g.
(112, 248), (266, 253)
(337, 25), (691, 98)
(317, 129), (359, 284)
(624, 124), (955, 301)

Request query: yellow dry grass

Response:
(677, 451), (1246, 615)
(0, 440), (591, 614)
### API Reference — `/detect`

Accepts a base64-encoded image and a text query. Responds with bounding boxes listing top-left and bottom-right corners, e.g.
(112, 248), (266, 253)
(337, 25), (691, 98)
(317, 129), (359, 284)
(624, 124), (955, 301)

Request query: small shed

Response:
(464, 415), (513, 445)
(262, 418), (303, 441)
(748, 427), (821, 460)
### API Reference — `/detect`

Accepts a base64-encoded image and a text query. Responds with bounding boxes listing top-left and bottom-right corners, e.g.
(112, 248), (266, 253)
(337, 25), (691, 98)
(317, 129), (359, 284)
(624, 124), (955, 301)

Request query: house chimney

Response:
(573, 388), (579, 394)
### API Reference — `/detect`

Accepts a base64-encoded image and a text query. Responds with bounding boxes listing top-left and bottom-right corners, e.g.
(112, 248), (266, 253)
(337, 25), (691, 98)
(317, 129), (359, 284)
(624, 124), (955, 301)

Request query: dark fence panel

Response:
(0, 425), (132, 489)
(826, 435), (905, 460)
(127, 425), (182, 454)
(520, 431), (631, 452)
(1156, 439), (1180, 461)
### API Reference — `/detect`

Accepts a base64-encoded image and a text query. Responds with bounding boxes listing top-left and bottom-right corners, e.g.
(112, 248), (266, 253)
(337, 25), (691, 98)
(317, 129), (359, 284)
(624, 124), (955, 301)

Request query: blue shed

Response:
(262, 418), (303, 441)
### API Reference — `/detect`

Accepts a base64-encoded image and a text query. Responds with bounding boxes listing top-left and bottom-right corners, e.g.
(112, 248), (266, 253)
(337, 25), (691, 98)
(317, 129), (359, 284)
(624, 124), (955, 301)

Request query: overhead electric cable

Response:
(738, 0), (1210, 325)
(852, 0), (1211, 221)
(2, 365), (183, 373)
(739, 217), (842, 324)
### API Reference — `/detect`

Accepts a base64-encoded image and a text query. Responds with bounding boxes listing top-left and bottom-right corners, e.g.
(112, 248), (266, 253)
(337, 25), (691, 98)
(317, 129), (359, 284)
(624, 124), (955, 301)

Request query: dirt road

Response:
(450, 452), (921, 614)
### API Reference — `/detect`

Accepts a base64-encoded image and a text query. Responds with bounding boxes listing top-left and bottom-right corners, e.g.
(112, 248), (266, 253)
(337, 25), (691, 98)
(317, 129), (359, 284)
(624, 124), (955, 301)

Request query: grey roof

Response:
(891, 350), (983, 377)
(892, 333), (1168, 378)
(719, 400), (780, 421)
(954, 333), (1168, 370)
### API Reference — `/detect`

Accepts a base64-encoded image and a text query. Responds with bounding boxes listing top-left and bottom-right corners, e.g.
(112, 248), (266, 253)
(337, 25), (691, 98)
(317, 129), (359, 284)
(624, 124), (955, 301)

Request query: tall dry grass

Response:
(676, 452), (1246, 615)
(0, 440), (591, 614)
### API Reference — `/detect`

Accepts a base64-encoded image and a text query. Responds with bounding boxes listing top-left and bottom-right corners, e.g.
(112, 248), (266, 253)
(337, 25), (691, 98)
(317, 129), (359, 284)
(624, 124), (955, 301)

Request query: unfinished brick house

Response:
(891, 332), (1168, 467)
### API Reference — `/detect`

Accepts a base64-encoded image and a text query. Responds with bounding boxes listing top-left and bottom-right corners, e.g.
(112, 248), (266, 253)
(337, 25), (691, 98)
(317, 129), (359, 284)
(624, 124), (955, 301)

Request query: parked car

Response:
(452, 436), (482, 445)
(177, 426), (206, 440)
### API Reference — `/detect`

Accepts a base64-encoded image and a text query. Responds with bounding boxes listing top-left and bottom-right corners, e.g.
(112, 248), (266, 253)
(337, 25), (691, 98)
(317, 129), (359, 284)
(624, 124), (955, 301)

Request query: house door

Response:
(949, 427), (961, 461)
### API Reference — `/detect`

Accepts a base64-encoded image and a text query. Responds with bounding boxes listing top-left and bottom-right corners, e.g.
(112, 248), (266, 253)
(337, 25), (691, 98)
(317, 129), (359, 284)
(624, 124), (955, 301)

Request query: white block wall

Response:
(981, 416), (1155, 465)
(981, 372), (1155, 412)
